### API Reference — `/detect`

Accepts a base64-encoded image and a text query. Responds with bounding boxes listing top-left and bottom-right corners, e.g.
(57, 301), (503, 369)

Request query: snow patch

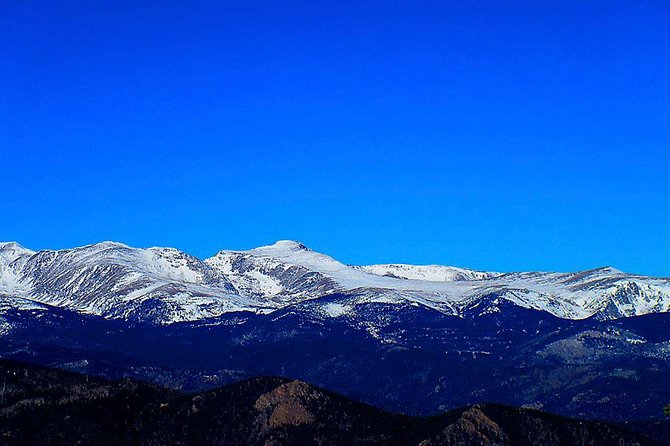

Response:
(322, 303), (349, 317)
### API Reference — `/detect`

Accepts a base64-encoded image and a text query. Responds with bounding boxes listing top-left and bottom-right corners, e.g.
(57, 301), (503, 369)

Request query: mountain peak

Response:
(0, 241), (27, 251)
(82, 241), (131, 251)
(0, 242), (35, 260)
(259, 240), (311, 252)
(592, 266), (625, 275)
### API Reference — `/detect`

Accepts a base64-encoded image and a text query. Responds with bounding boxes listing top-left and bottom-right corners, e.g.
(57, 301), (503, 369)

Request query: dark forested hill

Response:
(0, 359), (659, 446)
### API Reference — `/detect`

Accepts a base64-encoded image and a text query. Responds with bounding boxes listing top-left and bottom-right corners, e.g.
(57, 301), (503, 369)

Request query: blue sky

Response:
(1, 1), (669, 275)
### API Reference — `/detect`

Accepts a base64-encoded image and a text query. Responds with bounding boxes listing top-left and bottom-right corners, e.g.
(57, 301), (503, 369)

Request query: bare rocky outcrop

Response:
(254, 380), (320, 432)
(420, 407), (509, 446)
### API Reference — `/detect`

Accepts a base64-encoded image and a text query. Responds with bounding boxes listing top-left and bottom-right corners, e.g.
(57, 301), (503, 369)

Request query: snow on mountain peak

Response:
(0, 242), (35, 296)
(0, 241), (26, 250)
(0, 242), (35, 262)
(594, 266), (625, 275)
(252, 240), (311, 253)
(81, 241), (131, 251)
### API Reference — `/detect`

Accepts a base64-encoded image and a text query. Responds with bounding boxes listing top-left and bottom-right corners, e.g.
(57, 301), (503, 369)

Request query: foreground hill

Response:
(0, 359), (655, 446)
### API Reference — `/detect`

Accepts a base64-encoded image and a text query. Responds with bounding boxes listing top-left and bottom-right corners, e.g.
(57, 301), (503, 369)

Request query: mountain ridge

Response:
(2, 240), (670, 324)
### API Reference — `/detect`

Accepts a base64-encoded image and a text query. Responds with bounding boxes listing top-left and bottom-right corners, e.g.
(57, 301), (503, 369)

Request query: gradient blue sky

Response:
(1, 1), (669, 275)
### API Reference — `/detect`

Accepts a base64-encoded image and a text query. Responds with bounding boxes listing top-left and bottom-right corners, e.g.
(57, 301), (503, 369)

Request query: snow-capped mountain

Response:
(1, 240), (670, 324)
(0, 241), (266, 323)
(205, 241), (340, 304)
(205, 240), (670, 321)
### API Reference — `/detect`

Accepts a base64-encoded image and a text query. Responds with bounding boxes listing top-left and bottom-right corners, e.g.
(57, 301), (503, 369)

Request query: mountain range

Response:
(1, 240), (670, 422)
(2, 240), (670, 324)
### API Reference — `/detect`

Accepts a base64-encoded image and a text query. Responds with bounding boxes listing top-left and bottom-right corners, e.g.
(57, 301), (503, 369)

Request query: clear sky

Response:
(1, 1), (669, 275)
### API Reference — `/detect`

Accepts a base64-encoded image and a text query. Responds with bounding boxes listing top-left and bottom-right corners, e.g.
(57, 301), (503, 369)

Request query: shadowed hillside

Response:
(0, 359), (658, 445)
